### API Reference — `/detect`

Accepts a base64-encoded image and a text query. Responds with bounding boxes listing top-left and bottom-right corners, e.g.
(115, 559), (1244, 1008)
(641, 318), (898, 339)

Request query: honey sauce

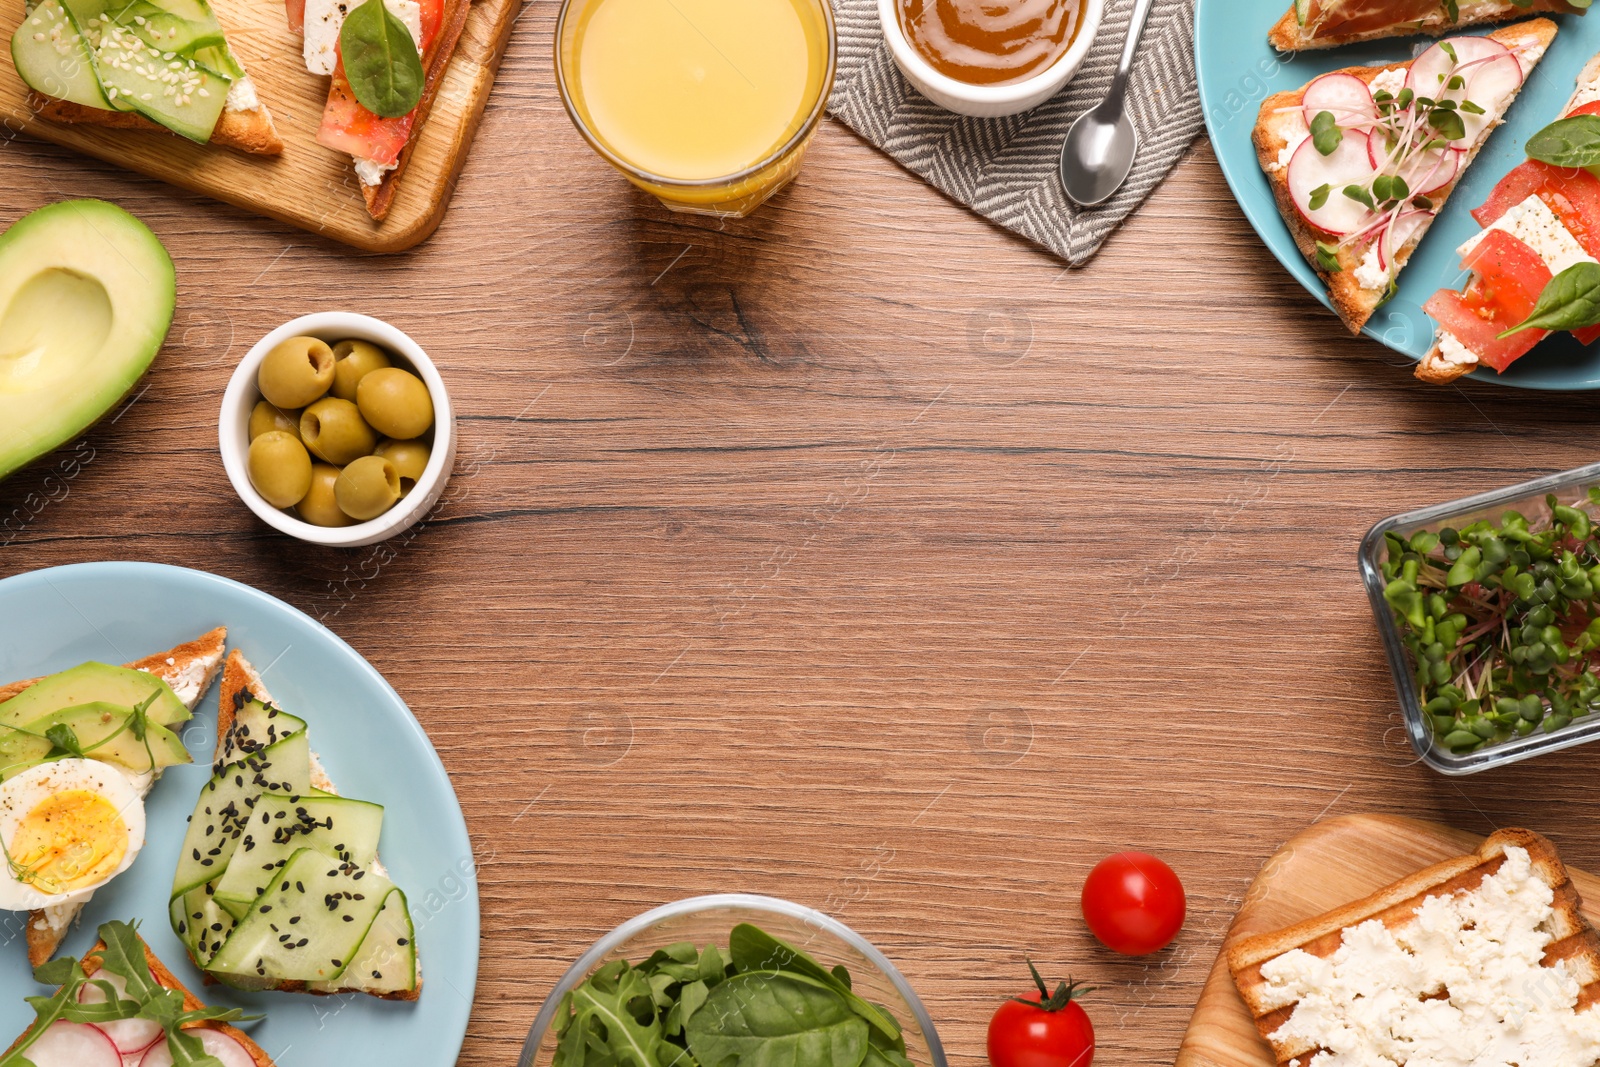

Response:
(896, 0), (1085, 87)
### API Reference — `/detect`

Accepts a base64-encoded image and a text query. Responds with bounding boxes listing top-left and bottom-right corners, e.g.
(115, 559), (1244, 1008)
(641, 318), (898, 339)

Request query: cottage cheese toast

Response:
(1228, 828), (1600, 1067)
(1253, 19), (1556, 336)
(1268, 0), (1581, 52)
(0, 627), (226, 966)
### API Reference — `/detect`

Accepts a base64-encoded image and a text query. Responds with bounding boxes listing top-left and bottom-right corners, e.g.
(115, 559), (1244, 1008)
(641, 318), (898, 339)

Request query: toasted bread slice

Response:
(356, 0), (472, 220)
(1254, 19), (1556, 336)
(5, 932), (275, 1066)
(1269, 0), (1581, 52)
(201, 649), (421, 1001)
(0, 627), (228, 966)
(1416, 51), (1600, 383)
(1228, 829), (1600, 1066)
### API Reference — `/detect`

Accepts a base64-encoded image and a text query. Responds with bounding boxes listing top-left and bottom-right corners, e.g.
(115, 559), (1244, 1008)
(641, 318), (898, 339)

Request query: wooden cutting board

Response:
(0, 0), (519, 251)
(1176, 813), (1600, 1067)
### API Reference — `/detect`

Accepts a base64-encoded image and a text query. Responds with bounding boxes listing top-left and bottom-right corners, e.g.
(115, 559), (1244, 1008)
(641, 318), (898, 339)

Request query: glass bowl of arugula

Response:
(1361, 460), (1600, 775)
(515, 894), (947, 1067)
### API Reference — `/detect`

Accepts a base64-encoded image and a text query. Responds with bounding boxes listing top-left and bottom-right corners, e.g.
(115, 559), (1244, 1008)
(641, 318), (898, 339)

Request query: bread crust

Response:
(26, 91), (283, 155)
(5, 936), (276, 1067)
(0, 627), (227, 968)
(195, 650), (421, 1002)
(1268, 0), (1579, 51)
(360, 0), (474, 220)
(1253, 19), (1558, 336)
(1227, 828), (1600, 1066)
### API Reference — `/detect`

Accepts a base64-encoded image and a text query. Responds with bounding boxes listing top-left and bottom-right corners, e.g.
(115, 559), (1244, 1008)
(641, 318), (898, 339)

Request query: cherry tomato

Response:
(1080, 852), (1185, 955)
(987, 965), (1094, 1067)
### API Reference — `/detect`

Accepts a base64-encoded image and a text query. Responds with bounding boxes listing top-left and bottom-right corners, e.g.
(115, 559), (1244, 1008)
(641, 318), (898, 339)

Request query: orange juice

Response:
(557, 0), (835, 215)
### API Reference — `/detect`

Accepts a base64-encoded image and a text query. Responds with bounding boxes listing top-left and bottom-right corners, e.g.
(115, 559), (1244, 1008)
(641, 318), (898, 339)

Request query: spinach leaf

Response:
(686, 972), (868, 1067)
(338, 0), (424, 118)
(1499, 262), (1600, 338)
(1525, 115), (1600, 169)
(727, 925), (903, 1052)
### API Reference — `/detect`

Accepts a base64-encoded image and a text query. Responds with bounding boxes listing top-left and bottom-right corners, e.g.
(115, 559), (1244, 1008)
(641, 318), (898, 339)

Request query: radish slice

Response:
(139, 1029), (256, 1067)
(1368, 137), (1462, 196)
(18, 1021), (121, 1067)
(78, 968), (163, 1055)
(1378, 209), (1434, 270)
(1407, 37), (1523, 148)
(1302, 72), (1378, 132)
(1288, 129), (1375, 235)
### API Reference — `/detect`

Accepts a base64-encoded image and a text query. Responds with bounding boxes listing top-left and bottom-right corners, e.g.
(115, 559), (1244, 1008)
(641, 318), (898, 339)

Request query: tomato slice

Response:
(286, 0), (305, 33)
(1570, 101), (1600, 119)
(1303, 0), (1441, 38)
(314, 0), (446, 166)
(1424, 230), (1552, 373)
(1472, 159), (1600, 260)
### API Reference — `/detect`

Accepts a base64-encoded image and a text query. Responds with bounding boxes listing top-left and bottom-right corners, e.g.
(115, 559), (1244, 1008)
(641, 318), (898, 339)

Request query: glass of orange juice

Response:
(554, 0), (837, 218)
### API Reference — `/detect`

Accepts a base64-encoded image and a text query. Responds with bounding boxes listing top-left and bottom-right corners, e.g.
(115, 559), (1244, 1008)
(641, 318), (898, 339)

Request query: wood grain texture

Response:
(9, 18), (1600, 1063)
(0, 0), (520, 250)
(1175, 815), (1598, 1067)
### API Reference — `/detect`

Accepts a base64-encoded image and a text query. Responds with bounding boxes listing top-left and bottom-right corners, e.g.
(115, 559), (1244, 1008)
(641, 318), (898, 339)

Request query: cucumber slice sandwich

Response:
(10, 0), (281, 154)
(169, 650), (420, 1000)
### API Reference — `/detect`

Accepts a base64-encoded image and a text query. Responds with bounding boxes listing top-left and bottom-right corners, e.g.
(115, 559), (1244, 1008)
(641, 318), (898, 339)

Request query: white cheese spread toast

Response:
(1229, 828), (1600, 1067)
(1253, 20), (1555, 336)
(0, 627), (227, 966)
(1269, 0), (1582, 52)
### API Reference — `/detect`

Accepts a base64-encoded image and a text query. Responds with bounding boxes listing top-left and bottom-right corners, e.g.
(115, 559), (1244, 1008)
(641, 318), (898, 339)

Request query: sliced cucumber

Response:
(211, 794), (384, 919)
(172, 883), (236, 966)
(310, 887), (416, 994)
(207, 847), (393, 984)
(19, 701), (190, 773)
(103, 0), (224, 57)
(217, 699), (307, 770)
(92, 20), (228, 143)
(170, 730), (311, 897)
(10, 0), (114, 108)
(0, 662), (188, 728)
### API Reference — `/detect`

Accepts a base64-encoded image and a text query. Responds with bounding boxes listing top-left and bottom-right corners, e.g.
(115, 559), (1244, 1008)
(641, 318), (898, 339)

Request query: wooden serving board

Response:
(0, 0), (518, 251)
(1176, 813), (1600, 1067)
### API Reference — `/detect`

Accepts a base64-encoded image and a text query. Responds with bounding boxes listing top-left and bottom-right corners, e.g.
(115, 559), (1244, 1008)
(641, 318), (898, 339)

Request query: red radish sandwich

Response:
(1269, 0), (1584, 52)
(1253, 20), (1557, 335)
(1418, 53), (1600, 382)
(286, 0), (471, 220)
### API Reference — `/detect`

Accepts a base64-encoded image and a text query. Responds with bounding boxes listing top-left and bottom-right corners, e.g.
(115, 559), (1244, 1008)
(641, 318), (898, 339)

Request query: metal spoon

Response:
(1059, 0), (1157, 207)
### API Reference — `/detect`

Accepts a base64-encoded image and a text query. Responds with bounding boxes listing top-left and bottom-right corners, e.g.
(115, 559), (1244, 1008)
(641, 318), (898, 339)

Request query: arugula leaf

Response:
(685, 972), (868, 1067)
(1499, 262), (1600, 338)
(42, 724), (83, 758)
(564, 962), (671, 1067)
(1310, 110), (1342, 156)
(339, 0), (425, 118)
(1526, 115), (1600, 169)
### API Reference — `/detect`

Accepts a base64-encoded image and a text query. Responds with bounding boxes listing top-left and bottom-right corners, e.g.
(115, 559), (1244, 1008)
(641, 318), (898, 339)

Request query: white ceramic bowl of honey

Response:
(879, 0), (1103, 118)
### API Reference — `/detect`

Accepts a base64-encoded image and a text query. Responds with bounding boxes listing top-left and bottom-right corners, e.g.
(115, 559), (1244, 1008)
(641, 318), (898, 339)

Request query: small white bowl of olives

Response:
(219, 312), (456, 547)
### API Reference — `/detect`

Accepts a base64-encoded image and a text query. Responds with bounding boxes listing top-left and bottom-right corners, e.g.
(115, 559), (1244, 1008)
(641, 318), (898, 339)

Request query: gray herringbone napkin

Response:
(827, 0), (1202, 264)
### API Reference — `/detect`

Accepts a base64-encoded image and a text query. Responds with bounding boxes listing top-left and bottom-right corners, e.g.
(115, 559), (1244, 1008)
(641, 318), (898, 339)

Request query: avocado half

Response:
(0, 199), (175, 481)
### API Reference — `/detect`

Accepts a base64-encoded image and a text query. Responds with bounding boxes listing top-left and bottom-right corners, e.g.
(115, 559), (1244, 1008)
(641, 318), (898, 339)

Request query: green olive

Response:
(296, 464), (355, 528)
(330, 340), (393, 402)
(246, 431), (313, 509)
(357, 368), (434, 440)
(335, 455), (402, 521)
(258, 336), (335, 409)
(374, 439), (430, 494)
(248, 401), (301, 442)
(300, 398), (378, 466)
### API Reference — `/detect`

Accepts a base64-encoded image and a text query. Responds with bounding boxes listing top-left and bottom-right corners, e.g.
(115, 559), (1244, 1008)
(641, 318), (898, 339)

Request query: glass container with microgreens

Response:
(1360, 462), (1600, 775)
(1279, 35), (1529, 290)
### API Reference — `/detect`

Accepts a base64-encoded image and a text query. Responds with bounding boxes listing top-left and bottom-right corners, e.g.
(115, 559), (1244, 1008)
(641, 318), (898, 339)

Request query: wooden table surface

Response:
(7, 10), (1600, 1065)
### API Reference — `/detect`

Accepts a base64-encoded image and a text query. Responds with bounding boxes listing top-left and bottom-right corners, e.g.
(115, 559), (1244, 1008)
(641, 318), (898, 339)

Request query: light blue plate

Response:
(1196, 0), (1600, 389)
(0, 562), (479, 1066)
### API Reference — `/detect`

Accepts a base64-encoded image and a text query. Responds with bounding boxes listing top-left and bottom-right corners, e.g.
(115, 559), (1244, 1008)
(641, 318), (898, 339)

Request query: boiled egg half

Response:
(0, 759), (145, 911)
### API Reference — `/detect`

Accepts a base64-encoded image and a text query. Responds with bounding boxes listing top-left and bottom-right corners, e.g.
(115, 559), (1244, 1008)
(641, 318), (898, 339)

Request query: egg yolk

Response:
(8, 789), (128, 895)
